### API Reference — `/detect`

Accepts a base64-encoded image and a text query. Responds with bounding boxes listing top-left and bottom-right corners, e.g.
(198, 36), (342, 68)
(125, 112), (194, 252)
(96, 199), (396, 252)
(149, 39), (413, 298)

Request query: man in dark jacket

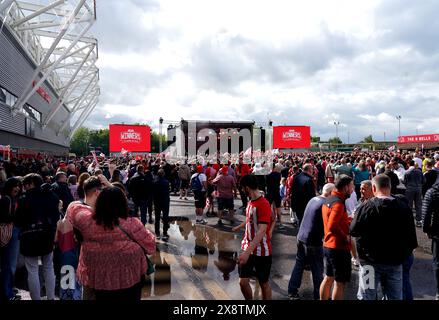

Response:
(15, 173), (60, 300)
(422, 182), (439, 300)
(350, 174), (418, 300)
(404, 160), (426, 227)
(128, 165), (153, 225)
(290, 164), (316, 226)
(51, 171), (74, 212)
(288, 183), (335, 300)
(384, 165), (400, 195)
(153, 169), (171, 241)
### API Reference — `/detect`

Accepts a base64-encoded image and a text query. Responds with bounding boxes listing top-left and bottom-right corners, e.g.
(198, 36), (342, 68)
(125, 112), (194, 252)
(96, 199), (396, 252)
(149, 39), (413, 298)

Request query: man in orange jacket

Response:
(319, 174), (354, 300)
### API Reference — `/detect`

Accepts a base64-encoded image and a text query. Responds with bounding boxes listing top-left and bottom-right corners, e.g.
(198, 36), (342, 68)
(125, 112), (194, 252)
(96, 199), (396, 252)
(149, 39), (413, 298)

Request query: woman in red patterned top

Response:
(68, 186), (156, 300)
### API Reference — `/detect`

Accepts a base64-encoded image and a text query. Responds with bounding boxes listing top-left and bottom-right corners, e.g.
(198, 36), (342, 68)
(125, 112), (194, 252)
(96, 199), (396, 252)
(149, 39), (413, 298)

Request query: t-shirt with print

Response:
(241, 196), (272, 257)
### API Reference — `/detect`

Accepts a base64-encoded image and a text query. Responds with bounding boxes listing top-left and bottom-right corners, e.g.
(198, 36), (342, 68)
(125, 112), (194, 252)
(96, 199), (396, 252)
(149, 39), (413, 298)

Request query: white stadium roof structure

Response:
(0, 0), (99, 139)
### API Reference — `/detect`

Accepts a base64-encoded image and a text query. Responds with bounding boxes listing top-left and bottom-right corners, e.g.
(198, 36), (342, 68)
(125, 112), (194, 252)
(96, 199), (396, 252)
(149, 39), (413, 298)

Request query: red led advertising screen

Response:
(109, 124), (151, 153)
(397, 134), (439, 144)
(273, 126), (311, 149)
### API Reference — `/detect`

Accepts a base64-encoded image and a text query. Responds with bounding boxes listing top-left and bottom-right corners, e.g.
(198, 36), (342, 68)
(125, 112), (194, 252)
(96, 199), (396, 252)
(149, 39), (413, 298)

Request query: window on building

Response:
(0, 87), (18, 107)
(23, 104), (42, 123)
(25, 117), (36, 137)
(0, 87), (6, 103)
(1, 87), (42, 123)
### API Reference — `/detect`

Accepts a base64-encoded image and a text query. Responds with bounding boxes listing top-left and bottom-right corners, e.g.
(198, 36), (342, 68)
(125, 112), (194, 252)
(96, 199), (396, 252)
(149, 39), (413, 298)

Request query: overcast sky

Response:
(83, 0), (439, 143)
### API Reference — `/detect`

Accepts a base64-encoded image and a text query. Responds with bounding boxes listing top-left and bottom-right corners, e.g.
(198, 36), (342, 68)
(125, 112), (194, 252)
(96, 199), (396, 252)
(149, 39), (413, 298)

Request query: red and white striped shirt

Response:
(241, 196), (272, 256)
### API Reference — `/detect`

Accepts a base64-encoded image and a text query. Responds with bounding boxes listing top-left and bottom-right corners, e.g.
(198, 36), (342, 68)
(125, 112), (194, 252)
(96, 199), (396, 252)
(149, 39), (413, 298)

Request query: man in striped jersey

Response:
(232, 174), (273, 300)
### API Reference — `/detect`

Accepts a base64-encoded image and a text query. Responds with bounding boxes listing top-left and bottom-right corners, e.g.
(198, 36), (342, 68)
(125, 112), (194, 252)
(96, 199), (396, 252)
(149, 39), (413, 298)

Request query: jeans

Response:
(0, 226), (20, 300)
(135, 199), (153, 225)
(155, 202), (170, 236)
(402, 253), (414, 300)
(405, 188), (423, 222)
(288, 241), (324, 300)
(24, 252), (56, 300)
(357, 262), (403, 300)
(171, 177), (180, 194)
(432, 239), (439, 296)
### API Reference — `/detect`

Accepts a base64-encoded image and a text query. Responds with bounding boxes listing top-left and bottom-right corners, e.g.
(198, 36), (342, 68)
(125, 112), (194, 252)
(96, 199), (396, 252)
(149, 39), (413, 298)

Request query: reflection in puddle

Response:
(145, 217), (254, 299)
(171, 219), (241, 280)
(142, 248), (171, 298)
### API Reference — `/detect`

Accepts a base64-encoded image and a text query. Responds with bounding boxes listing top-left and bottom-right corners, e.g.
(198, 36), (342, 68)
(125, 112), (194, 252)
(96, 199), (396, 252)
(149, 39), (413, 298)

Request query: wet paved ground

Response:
(15, 195), (437, 300)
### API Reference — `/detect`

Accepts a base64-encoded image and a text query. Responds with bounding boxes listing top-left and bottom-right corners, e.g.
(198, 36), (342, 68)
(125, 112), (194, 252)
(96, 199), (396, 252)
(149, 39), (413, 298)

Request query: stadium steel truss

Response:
(0, 0), (99, 139)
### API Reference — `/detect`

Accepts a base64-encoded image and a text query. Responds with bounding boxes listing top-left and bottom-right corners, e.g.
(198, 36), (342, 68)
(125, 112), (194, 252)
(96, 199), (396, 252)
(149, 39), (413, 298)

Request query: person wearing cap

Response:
(51, 171), (74, 213)
(190, 165), (208, 224)
(212, 166), (236, 225)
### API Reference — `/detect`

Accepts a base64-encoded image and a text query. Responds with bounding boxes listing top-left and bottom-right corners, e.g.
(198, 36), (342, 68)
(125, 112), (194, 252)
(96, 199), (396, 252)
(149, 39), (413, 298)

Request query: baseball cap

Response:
(196, 165), (203, 173)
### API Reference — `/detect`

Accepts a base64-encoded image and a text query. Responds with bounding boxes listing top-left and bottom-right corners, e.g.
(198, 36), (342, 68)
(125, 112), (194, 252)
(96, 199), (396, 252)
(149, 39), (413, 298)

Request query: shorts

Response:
(180, 179), (189, 189)
(218, 197), (234, 210)
(324, 248), (351, 283)
(193, 191), (207, 209)
(266, 194), (281, 208)
(238, 255), (272, 284)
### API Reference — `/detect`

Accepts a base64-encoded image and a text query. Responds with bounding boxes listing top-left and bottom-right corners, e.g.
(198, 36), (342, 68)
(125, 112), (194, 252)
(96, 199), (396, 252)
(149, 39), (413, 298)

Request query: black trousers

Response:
(155, 202), (170, 236)
(432, 239), (439, 295)
(94, 282), (142, 301)
(239, 186), (248, 208)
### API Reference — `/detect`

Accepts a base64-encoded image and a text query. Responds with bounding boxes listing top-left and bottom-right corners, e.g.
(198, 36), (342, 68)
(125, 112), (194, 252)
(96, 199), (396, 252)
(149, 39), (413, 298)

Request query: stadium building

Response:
(0, 0), (99, 156)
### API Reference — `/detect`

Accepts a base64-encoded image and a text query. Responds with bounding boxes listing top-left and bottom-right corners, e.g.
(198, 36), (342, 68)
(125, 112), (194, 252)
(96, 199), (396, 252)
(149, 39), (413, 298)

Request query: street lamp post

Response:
(334, 121), (340, 143)
(396, 115), (401, 138)
(159, 117), (164, 153)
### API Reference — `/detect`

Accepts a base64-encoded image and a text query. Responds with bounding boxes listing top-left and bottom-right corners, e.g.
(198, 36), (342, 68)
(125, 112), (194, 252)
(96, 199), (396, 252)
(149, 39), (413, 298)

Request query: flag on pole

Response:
(91, 150), (98, 164)
(388, 145), (395, 151)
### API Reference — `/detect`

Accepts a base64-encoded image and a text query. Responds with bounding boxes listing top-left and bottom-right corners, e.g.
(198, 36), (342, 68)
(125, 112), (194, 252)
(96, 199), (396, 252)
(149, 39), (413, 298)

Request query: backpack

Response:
(191, 174), (203, 191)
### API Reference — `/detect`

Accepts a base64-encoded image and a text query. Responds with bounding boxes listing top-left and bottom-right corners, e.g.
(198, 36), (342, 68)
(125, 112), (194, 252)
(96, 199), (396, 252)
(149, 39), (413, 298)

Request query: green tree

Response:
(70, 127), (90, 156)
(89, 129), (109, 155)
(151, 131), (167, 153)
(328, 137), (343, 145)
(70, 126), (166, 155)
(311, 136), (321, 143)
(362, 135), (374, 143)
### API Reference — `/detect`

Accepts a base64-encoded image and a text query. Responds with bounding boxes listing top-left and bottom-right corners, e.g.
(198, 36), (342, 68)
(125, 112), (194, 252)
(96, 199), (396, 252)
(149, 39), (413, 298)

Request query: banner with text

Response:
(397, 134), (439, 144)
(273, 126), (311, 149)
(109, 124), (151, 153)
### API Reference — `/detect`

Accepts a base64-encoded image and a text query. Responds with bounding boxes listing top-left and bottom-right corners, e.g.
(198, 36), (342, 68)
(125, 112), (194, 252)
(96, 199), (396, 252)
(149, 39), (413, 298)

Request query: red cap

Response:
(197, 165), (203, 173)
(221, 166), (229, 174)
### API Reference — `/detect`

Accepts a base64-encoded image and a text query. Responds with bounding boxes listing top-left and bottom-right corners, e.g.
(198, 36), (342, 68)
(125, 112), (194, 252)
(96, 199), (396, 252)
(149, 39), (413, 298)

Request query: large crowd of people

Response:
(0, 148), (438, 301)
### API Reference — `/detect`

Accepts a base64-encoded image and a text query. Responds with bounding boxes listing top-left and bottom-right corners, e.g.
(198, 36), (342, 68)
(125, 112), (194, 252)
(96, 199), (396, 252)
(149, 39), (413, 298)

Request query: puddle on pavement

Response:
(143, 217), (262, 299)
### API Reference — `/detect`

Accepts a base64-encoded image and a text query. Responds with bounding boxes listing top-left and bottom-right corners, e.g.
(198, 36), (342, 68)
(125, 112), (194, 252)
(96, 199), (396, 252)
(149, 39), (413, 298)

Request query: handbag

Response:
(117, 224), (155, 276)
(0, 196), (14, 247)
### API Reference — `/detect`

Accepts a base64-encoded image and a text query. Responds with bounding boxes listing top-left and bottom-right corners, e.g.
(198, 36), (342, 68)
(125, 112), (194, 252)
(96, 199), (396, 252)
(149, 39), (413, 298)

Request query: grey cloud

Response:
(94, 0), (161, 54)
(83, 107), (140, 128)
(375, 0), (439, 54)
(99, 68), (171, 106)
(188, 26), (357, 94)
